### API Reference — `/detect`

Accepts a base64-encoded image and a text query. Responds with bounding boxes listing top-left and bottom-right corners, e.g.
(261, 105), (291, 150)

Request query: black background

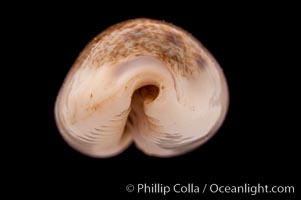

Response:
(8, 2), (299, 199)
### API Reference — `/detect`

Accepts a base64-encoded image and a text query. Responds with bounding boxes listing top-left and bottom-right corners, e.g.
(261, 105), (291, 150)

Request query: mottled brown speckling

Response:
(72, 18), (211, 78)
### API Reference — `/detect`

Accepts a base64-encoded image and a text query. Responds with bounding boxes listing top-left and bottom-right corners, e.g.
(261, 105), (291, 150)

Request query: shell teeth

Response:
(55, 18), (229, 158)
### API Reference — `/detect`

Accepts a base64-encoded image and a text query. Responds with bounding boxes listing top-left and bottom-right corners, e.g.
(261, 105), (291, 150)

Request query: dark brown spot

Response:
(165, 31), (183, 47)
(90, 93), (93, 98)
(93, 37), (101, 43)
(196, 55), (206, 68)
